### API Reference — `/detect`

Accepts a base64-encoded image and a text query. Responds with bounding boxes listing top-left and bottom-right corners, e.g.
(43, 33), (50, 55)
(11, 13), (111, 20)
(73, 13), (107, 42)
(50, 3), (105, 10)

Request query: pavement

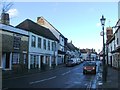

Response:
(2, 64), (65, 80)
(96, 65), (120, 90)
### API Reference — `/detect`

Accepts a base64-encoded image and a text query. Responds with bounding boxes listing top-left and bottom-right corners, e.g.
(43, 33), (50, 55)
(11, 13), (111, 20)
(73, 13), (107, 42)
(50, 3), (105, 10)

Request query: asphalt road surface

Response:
(3, 61), (101, 89)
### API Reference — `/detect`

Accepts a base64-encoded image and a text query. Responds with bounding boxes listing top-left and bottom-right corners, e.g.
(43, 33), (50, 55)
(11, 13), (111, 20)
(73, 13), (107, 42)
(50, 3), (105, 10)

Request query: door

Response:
(110, 56), (112, 67)
(41, 56), (44, 69)
(5, 52), (10, 68)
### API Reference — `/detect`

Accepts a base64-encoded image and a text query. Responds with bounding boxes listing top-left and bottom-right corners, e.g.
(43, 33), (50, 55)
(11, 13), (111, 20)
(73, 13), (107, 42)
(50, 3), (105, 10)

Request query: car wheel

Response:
(93, 70), (96, 74)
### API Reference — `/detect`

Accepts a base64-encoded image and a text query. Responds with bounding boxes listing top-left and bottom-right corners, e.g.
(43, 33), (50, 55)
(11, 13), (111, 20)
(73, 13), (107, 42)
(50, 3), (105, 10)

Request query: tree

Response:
(0, 0), (13, 24)
(0, 0), (13, 13)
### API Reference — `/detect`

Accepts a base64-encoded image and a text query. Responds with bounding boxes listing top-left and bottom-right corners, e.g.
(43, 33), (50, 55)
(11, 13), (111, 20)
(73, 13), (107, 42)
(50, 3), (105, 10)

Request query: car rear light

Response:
(84, 67), (87, 69)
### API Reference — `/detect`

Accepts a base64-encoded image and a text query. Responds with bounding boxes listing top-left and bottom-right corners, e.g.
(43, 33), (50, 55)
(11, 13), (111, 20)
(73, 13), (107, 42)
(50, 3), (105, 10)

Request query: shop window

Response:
(12, 53), (19, 64)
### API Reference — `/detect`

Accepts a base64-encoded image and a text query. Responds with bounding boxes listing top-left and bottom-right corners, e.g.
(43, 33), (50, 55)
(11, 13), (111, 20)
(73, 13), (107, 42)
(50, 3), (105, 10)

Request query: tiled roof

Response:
(16, 19), (58, 41)
(67, 43), (76, 51)
(80, 49), (87, 53)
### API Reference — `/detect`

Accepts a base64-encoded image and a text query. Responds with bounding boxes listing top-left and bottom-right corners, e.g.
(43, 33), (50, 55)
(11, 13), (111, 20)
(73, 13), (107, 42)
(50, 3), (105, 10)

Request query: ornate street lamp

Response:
(100, 15), (107, 82)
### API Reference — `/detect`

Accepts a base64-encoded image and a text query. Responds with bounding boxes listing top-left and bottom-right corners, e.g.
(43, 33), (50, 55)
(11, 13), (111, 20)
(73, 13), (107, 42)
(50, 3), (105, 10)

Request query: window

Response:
(52, 42), (56, 51)
(23, 54), (27, 64)
(43, 39), (46, 50)
(111, 46), (112, 51)
(54, 42), (56, 50)
(12, 53), (19, 64)
(38, 37), (41, 48)
(52, 42), (54, 51)
(117, 38), (119, 45)
(30, 55), (34, 64)
(31, 35), (36, 47)
(48, 40), (50, 50)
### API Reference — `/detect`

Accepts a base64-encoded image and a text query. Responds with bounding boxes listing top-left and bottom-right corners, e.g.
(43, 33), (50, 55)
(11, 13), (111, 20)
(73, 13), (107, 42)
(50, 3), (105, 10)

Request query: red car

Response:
(83, 61), (97, 74)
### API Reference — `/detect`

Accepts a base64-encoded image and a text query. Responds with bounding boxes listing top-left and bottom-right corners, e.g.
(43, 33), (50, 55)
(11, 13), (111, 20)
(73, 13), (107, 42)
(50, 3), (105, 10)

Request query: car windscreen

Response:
(84, 62), (96, 66)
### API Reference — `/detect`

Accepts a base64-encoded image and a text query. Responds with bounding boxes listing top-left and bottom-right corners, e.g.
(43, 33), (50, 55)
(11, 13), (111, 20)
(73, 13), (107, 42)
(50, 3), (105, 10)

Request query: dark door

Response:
(41, 56), (44, 69)
(5, 52), (10, 68)
(110, 56), (112, 67)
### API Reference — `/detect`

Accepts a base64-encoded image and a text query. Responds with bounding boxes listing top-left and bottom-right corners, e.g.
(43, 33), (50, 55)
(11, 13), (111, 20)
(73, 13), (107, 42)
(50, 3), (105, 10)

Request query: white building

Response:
(16, 19), (59, 69)
(37, 17), (67, 64)
(107, 19), (120, 69)
(66, 42), (80, 59)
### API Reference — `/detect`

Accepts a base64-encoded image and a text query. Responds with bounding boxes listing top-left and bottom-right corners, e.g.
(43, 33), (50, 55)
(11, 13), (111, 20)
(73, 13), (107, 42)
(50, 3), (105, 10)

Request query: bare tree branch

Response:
(2, 0), (13, 13)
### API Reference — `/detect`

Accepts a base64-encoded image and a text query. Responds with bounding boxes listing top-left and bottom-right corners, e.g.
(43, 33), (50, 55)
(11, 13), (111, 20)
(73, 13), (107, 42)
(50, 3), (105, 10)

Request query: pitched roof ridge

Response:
(38, 16), (66, 38)
(16, 19), (59, 41)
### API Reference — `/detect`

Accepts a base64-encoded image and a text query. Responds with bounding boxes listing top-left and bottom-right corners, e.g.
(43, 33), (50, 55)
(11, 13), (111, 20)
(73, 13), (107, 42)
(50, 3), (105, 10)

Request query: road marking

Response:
(29, 76), (56, 85)
(62, 71), (71, 76)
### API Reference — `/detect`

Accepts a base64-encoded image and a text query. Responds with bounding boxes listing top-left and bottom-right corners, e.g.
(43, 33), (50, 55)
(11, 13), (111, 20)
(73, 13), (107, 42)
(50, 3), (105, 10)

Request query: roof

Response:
(0, 23), (29, 36)
(80, 49), (87, 53)
(38, 16), (66, 39)
(114, 19), (120, 34)
(67, 43), (76, 51)
(106, 34), (115, 44)
(16, 19), (58, 41)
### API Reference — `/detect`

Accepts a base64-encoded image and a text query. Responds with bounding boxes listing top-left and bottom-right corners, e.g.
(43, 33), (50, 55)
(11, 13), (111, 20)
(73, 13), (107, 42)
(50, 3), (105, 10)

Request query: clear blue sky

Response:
(9, 2), (118, 52)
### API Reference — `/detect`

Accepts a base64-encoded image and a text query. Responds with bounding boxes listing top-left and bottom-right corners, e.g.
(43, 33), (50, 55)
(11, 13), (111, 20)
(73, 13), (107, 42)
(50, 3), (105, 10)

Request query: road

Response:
(3, 61), (101, 89)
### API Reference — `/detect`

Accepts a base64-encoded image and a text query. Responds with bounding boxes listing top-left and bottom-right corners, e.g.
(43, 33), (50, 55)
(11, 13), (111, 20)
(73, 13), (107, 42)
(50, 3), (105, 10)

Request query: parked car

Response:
(83, 61), (97, 74)
(76, 58), (81, 64)
(66, 59), (76, 67)
(71, 58), (77, 65)
(80, 58), (84, 63)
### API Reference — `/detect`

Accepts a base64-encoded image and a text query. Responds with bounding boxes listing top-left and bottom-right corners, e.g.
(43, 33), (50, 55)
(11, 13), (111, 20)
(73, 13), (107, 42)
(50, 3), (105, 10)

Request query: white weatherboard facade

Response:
(37, 17), (65, 64)
(28, 32), (58, 69)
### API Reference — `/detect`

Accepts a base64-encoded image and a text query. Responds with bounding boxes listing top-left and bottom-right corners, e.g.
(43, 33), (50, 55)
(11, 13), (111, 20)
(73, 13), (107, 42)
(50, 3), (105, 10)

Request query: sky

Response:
(2, 1), (119, 53)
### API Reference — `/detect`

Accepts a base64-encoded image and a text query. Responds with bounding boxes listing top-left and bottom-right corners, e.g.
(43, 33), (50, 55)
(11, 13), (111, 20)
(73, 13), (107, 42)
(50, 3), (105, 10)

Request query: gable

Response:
(37, 16), (66, 39)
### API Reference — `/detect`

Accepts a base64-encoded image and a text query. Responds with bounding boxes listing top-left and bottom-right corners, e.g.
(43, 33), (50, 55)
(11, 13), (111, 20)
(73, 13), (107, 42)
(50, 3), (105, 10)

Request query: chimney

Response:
(106, 27), (113, 41)
(0, 13), (10, 25)
(37, 17), (45, 25)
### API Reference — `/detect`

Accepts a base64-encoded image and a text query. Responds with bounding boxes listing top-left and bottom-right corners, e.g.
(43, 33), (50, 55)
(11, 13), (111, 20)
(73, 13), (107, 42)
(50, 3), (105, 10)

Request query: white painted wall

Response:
(91, 53), (97, 60)
(81, 53), (87, 60)
(37, 17), (65, 52)
(29, 32), (58, 55)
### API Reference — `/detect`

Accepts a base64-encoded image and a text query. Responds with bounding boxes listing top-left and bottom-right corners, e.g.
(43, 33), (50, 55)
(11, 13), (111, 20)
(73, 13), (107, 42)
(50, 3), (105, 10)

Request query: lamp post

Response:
(100, 15), (107, 82)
